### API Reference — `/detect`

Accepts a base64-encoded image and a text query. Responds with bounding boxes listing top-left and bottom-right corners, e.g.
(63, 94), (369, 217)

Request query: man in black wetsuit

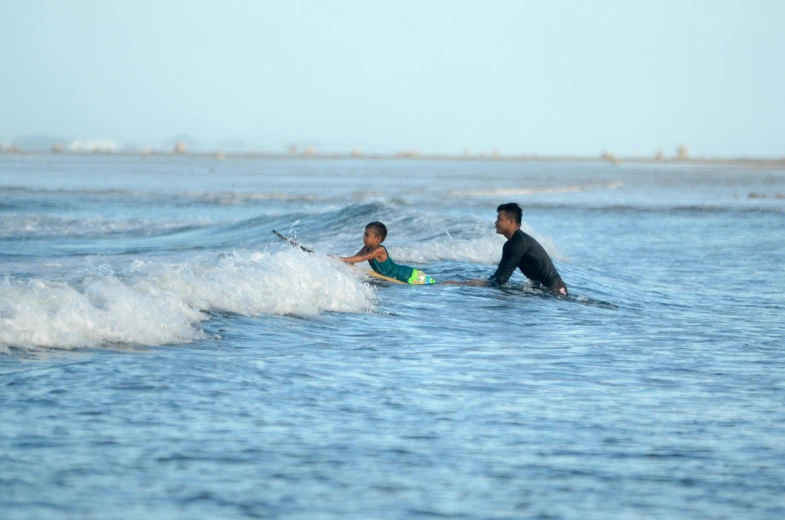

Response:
(470, 202), (568, 295)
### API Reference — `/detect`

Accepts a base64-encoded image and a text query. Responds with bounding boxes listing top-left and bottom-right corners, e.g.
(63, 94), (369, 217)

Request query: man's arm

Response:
(460, 239), (524, 287)
(488, 239), (524, 286)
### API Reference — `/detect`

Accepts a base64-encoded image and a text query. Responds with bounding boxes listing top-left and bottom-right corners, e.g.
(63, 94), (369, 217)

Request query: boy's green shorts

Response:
(408, 269), (436, 285)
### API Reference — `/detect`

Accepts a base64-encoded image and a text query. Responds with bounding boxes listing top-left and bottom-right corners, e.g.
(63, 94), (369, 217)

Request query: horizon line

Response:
(2, 148), (784, 169)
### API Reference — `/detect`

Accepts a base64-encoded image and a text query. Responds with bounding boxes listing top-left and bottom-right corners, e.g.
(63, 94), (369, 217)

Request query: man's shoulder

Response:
(509, 229), (528, 245)
(516, 229), (542, 247)
(502, 231), (526, 254)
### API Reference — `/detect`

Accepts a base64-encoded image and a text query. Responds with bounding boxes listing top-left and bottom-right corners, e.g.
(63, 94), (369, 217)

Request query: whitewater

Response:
(1, 155), (784, 519)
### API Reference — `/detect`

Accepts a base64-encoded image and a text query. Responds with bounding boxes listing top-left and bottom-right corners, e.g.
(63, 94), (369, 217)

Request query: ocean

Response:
(1, 154), (784, 519)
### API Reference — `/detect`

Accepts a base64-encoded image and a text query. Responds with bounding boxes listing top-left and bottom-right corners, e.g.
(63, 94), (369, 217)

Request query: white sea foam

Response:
(179, 191), (319, 205)
(0, 214), (216, 237)
(389, 234), (506, 264)
(0, 250), (375, 352)
(388, 224), (566, 264)
(448, 181), (623, 197)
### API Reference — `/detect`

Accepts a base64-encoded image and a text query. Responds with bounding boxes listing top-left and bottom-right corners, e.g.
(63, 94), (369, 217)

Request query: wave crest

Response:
(388, 224), (565, 264)
(0, 250), (376, 352)
(448, 181), (622, 197)
(0, 214), (216, 238)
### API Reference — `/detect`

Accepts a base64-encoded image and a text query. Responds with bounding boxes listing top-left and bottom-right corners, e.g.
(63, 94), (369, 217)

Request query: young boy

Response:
(341, 222), (437, 284)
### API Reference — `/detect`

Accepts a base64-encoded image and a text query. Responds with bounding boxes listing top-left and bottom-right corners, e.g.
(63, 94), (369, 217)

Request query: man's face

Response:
(494, 211), (515, 235)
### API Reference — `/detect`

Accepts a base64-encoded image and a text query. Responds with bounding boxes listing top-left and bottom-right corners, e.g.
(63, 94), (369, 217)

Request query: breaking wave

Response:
(387, 223), (566, 264)
(0, 250), (376, 352)
(0, 214), (217, 238)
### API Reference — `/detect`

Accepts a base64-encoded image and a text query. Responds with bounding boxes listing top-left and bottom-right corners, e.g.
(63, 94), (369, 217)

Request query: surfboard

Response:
(272, 230), (315, 253)
(272, 230), (407, 285)
(359, 269), (408, 285)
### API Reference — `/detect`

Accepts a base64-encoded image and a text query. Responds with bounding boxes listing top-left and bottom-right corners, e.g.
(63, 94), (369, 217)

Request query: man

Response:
(469, 203), (568, 295)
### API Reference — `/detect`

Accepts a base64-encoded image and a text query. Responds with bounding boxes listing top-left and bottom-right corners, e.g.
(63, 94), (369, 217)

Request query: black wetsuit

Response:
(489, 229), (567, 294)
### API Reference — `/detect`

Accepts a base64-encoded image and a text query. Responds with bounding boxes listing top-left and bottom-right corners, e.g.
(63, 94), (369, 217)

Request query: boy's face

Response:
(363, 228), (382, 248)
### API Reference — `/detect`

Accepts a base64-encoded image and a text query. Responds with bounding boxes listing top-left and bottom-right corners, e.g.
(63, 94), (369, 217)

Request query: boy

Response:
(341, 222), (437, 284)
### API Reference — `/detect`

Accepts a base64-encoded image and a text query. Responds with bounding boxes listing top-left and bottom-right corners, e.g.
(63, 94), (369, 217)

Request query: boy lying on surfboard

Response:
(340, 222), (437, 285)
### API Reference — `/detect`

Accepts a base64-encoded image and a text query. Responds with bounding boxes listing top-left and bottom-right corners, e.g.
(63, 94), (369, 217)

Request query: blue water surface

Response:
(1, 155), (785, 519)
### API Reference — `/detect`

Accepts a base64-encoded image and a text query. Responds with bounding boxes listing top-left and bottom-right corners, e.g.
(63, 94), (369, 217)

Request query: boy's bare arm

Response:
(341, 247), (383, 264)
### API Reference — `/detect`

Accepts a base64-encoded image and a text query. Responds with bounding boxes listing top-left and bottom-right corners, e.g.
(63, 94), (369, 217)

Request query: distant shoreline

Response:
(2, 149), (784, 169)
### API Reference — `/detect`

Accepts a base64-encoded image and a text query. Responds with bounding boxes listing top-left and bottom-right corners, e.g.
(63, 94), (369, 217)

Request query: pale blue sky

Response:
(2, 0), (784, 156)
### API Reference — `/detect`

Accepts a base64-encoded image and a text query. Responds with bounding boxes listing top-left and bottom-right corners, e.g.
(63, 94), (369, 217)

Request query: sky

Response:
(1, 0), (784, 156)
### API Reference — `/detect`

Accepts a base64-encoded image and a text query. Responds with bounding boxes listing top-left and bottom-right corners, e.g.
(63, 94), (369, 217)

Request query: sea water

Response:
(1, 155), (784, 519)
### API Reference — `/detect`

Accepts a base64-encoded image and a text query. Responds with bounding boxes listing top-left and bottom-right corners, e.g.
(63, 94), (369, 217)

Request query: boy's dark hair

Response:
(366, 221), (388, 242)
(497, 202), (522, 225)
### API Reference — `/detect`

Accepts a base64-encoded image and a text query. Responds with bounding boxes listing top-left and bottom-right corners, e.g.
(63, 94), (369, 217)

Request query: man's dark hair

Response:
(497, 202), (522, 225)
(366, 221), (388, 242)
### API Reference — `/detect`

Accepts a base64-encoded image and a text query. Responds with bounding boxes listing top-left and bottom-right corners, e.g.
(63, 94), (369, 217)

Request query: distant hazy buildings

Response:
(9, 137), (785, 168)
(69, 139), (117, 153)
(677, 145), (689, 160)
(601, 150), (618, 164)
(11, 134), (66, 151)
